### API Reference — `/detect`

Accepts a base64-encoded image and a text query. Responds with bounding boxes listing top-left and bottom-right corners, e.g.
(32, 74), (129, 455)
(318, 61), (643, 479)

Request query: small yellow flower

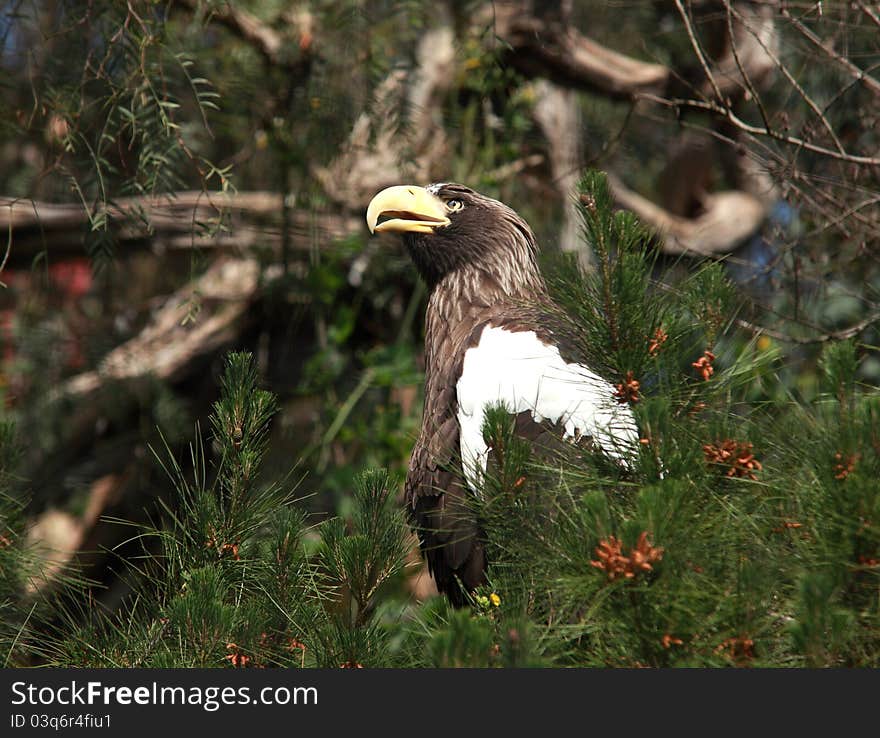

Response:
(489, 593), (501, 607)
(757, 335), (772, 352)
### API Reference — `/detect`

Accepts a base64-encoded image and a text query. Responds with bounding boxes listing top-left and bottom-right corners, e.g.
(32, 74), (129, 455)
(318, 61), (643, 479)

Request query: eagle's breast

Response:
(456, 325), (640, 491)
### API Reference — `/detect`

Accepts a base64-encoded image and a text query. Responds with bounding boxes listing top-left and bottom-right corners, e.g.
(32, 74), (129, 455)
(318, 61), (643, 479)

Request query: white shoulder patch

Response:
(456, 326), (639, 491)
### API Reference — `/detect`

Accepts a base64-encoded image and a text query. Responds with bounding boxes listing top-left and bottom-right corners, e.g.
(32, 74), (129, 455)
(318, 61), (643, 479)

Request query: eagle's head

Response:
(366, 183), (542, 293)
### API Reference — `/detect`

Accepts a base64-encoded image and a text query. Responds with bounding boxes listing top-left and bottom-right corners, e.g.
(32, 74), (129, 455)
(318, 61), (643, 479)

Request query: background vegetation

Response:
(0, 0), (878, 667)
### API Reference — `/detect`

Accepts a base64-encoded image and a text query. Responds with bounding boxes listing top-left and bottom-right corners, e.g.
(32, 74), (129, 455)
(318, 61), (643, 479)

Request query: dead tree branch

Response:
(313, 26), (455, 208)
(715, 2), (778, 103)
(640, 93), (880, 167)
(736, 311), (880, 345)
(486, 2), (668, 99)
(173, 0), (313, 69)
(781, 7), (880, 99)
(533, 80), (591, 265)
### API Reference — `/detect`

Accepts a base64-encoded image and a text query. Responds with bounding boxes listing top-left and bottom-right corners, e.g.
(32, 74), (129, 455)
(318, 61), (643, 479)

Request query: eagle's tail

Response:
(414, 496), (487, 607)
(433, 538), (487, 608)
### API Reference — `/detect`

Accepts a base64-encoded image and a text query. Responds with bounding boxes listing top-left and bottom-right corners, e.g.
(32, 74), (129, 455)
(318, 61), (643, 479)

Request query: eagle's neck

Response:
(427, 263), (545, 322)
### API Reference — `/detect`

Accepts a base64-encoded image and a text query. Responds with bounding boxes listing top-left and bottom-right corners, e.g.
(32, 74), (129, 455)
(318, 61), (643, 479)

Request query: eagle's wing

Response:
(456, 325), (640, 491)
(407, 440), (486, 606)
(406, 329), (487, 606)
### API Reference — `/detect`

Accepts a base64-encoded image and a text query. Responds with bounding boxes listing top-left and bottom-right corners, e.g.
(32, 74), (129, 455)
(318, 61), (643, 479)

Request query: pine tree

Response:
(37, 353), (414, 668)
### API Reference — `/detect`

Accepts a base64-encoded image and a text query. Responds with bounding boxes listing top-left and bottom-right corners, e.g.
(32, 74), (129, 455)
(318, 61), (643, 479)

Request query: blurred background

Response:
(0, 0), (878, 609)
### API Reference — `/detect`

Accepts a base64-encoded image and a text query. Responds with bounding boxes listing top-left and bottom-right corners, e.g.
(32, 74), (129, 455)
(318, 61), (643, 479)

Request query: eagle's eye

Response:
(445, 199), (464, 212)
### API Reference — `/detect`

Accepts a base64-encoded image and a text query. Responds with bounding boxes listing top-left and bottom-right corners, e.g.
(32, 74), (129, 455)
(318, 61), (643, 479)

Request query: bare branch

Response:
(313, 26), (455, 209)
(727, 2), (845, 156)
(674, 0), (725, 103)
(782, 7), (880, 98)
(533, 80), (592, 266)
(723, 3), (772, 129)
(736, 311), (880, 345)
(857, 2), (880, 30)
(639, 94), (880, 167)
(801, 195), (880, 241)
(0, 192), (361, 263)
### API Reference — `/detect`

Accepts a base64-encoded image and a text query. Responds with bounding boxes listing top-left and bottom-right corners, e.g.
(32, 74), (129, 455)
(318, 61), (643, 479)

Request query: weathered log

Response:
(24, 254), (285, 526)
(0, 192), (361, 263)
(606, 173), (768, 256)
(59, 257), (276, 402)
(533, 80), (591, 266)
(25, 466), (133, 594)
(499, 12), (669, 99)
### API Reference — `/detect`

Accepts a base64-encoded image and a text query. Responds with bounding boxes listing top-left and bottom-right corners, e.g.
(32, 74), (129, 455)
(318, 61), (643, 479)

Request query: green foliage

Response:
(3, 2), (232, 269)
(789, 572), (854, 668)
(820, 339), (859, 403)
(31, 353), (416, 668)
(211, 351), (278, 501)
(546, 170), (661, 380)
(287, 239), (423, 504)
(317, 468), (410, 627)
(0, 422), (27, 663)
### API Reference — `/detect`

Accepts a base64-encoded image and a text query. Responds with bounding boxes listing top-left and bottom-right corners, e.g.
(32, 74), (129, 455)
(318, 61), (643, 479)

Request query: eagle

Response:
(366, 183), (639, 605)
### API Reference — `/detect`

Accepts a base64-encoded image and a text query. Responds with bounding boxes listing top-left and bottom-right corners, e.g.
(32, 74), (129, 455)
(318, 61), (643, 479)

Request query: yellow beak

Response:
(365, 185), (451, 234)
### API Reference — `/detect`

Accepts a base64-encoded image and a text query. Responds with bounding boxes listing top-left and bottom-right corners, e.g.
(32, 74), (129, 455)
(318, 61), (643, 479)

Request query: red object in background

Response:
(0, 258), (94, 386)
(49, 258), (93, 370)
(0, 309), (14, 363)
(48, 258), (93, 300)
